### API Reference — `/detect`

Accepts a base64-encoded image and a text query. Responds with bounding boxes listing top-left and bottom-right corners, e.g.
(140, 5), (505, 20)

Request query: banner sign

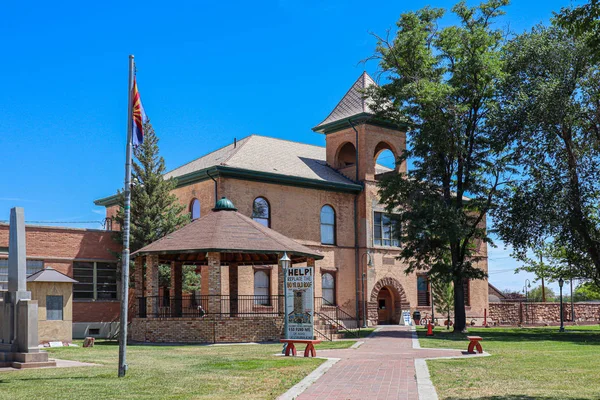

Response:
(285, 267), (314, 340)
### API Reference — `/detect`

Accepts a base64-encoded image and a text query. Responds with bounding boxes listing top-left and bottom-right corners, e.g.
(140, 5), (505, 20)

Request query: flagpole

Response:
(118, 54), (135, 378)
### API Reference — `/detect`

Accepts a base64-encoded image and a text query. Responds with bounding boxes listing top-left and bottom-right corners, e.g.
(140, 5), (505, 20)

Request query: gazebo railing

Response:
(137, 295), (283, 318)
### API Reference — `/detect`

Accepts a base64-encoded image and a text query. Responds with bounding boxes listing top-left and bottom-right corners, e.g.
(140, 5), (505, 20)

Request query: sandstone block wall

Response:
(489, 302), (600, 325)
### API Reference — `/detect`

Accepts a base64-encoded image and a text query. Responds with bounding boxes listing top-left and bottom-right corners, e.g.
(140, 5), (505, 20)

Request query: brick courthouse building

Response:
(93, 73), (489, 342)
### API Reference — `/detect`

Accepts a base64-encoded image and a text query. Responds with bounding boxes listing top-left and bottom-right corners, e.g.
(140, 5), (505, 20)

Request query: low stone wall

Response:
(489, 302), (600, 326)
(130, 316), (284, 343)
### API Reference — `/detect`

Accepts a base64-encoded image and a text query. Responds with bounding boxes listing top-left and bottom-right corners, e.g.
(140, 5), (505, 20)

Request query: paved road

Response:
(296, 326), (464, 400)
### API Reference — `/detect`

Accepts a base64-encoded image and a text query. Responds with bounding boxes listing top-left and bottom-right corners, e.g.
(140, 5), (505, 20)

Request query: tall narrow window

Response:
(252, 197), (270, 227)
(322, 273), (335, 305)
(374, 212), (399, 247)
(254, 270), (270, 305)
(46, 295), (63, 321)
(463, 279), (470, 306)
(73, 261), (117, 300)
(320, 205), (336, 245)
(417, 275), (430, 306)
(190, 198), (200, 220)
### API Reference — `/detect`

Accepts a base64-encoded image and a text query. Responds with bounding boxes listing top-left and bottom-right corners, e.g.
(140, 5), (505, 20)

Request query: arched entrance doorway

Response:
(369, 277), (409, 326)
(377, 287), (394, 324)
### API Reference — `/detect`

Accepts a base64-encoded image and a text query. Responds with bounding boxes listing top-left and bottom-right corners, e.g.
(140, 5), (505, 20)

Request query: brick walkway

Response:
(296, 326), (464, 400)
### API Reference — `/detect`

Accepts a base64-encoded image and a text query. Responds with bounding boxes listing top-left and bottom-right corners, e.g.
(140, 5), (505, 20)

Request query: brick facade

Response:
(0, 224), (120, 324)
(105, 122), (489, 332)
(130, 317), (284, 343)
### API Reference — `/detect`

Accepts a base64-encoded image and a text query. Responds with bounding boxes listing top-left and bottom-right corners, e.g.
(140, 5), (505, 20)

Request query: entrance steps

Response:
(314, 317), (345, 341)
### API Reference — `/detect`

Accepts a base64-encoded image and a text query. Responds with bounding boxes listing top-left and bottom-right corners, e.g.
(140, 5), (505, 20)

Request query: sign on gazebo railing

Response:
(285, 267), (314, 340)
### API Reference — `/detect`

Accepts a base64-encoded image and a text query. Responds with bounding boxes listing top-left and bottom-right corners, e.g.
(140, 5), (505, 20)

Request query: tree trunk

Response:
(541, 275), (546, 302)
(453, 278), (467, 332)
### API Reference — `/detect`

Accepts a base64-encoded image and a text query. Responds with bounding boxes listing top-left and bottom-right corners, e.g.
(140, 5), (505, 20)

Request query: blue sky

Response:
(0, 0), (583, 292)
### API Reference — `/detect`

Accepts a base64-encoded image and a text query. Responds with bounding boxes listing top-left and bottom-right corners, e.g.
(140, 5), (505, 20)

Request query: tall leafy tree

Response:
(556, 0), (600, 55)
(492, 23), (600, 287)
(113, 121), (189, 260)
(514, 244), (554, 302)
(370, 0), (511, 332)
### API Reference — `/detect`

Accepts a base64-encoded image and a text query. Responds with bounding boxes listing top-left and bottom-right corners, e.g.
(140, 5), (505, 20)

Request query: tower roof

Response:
(313, 72), (377, 132)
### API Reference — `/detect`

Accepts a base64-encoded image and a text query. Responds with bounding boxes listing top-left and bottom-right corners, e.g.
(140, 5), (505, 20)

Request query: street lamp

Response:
(558, 277), (565, 332)
(280, 252), (291, 343)
(524, 279), (531, 324)
(361, 251), (373, 328)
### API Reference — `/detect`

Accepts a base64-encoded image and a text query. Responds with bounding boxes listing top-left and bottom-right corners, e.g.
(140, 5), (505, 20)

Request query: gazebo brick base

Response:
(129, 317), (284, 344)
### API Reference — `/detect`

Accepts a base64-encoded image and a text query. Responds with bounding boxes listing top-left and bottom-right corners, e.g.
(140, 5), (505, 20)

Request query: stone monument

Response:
(0, 207), (55, 368)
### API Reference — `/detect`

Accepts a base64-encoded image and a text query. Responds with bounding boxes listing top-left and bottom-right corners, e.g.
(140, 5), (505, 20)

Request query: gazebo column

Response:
(170, 261), (183, 317)
(145, 254), (159, 317)
(229, 263), (238, 316)
(207, 252), (222, 315)
(200, 266), (209, 296)
(134, 256), (144, 317)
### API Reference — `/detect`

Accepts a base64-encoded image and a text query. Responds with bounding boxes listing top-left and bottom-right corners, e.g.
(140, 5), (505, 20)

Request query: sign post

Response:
(285, 266), (314, 340)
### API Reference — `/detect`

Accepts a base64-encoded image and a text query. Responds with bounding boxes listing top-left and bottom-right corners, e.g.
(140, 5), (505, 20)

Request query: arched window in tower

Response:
(252, 197), (270, 227)
(254, 270), (270, 305)
(336, 142), (357, 168)
(190, 198), (200, 220)
(374, 142), (397, 181)
(322, 273), (335, 305)
(320, 205), (336, 245)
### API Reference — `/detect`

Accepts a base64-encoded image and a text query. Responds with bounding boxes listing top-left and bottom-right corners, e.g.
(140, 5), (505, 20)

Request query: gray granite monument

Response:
(0, 207), (55, 368)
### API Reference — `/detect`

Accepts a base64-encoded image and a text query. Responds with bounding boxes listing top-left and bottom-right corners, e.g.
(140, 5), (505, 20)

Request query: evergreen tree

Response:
(113, 121), (189, 262)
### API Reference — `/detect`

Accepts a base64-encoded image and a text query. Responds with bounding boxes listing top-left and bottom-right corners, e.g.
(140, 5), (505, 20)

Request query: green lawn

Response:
(417, 325), (600, 400)
(0, 340), (356, 400)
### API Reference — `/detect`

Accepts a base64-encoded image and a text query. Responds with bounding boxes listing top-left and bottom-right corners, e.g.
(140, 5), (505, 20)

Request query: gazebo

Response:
(130, 197), (323, 343)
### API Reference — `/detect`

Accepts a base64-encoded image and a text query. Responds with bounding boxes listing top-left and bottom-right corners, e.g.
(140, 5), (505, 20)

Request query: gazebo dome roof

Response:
(213, 197), (237, 211)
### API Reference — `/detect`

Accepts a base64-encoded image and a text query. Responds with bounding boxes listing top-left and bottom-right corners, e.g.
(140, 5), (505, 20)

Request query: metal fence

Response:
(137, 295), (283, 318)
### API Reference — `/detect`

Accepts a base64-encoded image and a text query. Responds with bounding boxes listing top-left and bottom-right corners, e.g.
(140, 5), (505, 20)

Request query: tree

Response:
(514, 244), (554, 302)
(113, 121), (190, 276)
(573, 282), (600, 301)
(158, 264), (201, 293)
(556, 0), (600, 56)
(502, 289), (524, 300)
(492, 23), (600, 287)
(370, 0), (511, 332)
(432, 278), (454, 329)
(528, 285), (556, 302)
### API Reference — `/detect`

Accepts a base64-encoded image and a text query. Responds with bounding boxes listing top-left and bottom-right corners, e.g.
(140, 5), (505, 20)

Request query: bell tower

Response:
(312, 72), (406, 183)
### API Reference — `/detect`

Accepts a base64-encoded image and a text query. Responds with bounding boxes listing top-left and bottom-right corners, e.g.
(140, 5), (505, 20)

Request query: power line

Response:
(0, 220), (104, 225)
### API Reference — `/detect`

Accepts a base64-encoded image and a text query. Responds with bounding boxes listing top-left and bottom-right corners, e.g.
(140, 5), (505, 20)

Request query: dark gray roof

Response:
(27, 267), (78, 283)
(314, 72), (377, 129)
(164, 135), (356, 185)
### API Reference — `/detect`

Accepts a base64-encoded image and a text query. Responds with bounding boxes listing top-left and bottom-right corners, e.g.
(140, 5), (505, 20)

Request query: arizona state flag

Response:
(131, 78), (148, 146)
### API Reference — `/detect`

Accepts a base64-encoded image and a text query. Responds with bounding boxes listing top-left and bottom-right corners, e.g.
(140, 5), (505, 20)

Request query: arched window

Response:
(252, 197), (270, 227)
(336, 142), (357, 168)
(190, 199), (200, 220)
(322, 273), (335, 305)
(320, 205), (336, 245)
(254, 270), (270, 305)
